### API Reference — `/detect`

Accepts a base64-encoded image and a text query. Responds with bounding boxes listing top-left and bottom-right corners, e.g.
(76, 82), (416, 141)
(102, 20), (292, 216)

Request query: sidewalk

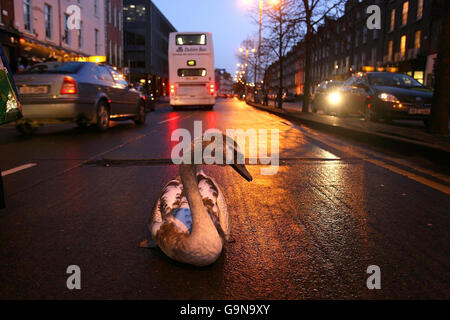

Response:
(248, 100), (450, 155)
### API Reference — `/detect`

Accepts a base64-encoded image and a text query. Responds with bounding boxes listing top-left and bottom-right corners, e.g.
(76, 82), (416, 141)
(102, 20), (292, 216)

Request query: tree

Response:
(429, 0), (450, 134)
(296, 0), (345, 113)
(236, 37), (259, 86)
(262, 0), (299, 109)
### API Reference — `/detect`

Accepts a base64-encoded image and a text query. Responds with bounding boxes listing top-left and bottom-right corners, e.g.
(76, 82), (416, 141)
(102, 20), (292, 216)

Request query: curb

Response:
(246, 101), (450, 162)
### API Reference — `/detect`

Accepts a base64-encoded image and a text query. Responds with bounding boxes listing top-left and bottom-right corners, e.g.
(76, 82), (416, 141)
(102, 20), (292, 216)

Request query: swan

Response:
(139, 134), (253, 266)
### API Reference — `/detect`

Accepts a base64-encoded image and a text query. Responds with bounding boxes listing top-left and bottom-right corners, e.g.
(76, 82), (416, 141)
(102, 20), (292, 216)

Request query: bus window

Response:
(178, 68), (207, 77)
(176, 34), (207, 45)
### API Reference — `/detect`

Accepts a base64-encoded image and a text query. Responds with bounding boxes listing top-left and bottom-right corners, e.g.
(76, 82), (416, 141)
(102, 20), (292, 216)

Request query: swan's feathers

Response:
(151, 171), (226, 238)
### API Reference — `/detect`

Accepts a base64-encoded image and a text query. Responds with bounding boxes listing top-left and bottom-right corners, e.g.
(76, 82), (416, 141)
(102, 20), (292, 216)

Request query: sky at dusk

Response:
(152, 0), (258, 76)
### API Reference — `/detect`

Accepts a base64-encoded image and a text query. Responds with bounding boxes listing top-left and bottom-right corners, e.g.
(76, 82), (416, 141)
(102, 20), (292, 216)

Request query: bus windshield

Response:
(176, 34), (207, 46)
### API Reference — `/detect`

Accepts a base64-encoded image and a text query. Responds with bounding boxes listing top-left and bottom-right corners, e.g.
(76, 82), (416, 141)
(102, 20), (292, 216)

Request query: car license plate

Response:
(19, 86), (48, 95)
(408, 107), (430, 115)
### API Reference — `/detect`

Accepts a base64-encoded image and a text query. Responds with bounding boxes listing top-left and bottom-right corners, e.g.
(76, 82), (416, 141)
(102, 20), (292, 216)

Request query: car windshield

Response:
(23, 62), (84, 74)
(367, 73), (423, 88)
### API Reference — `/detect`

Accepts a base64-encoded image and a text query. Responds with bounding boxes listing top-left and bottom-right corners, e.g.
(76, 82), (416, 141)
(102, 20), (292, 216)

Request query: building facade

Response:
(123, 0), (176, 98)
(215, 69), (233, 96)
(0, 0), (20, 72)
(264, 42), (304, 98)
(105, 0), (123, 68)
(265, 0), (446, 96)
(9, 0), (106, 70)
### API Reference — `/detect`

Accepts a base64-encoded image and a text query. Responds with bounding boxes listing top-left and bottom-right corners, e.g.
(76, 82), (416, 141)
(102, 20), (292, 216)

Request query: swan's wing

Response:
(150, 178), (183, 235)
(197, 171), (229, 238)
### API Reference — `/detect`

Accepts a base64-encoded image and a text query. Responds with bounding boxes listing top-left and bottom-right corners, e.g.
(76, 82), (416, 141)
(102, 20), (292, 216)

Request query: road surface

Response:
(0, 98), (449, 299)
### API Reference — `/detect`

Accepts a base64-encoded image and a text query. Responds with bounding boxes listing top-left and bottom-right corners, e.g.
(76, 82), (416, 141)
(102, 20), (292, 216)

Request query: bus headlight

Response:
(328, 92), (342, 105)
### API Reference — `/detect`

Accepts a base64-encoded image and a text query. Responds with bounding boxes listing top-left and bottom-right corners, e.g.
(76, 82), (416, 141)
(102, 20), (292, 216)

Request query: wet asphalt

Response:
(0, 98), (449, 299)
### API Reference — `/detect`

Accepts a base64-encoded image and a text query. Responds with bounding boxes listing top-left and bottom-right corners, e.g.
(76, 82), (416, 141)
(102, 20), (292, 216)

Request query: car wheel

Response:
(16, 123), (37, 136)
(135, 101), (146, 125)
(96, 100), (110, 132)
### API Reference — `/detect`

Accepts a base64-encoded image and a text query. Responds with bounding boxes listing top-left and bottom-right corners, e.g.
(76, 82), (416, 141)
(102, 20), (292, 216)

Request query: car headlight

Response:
(328, 92), (342, 105)
(378, 93), (400, 103)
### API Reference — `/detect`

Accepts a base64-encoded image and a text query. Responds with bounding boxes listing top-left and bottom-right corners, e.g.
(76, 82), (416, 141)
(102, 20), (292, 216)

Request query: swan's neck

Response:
(179, 164), (218, 240)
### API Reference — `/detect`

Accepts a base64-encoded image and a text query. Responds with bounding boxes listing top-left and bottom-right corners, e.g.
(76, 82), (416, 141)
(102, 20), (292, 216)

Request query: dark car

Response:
(282, 92), (296, 102)
(311, 80), (344, 114)
(135, 85), (155, 112)
(14, 61), (146, 134)
(336, 72), (433, 124)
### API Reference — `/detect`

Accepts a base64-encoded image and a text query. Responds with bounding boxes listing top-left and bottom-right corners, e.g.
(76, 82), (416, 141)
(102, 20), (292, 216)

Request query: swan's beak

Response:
(231, 163), (253, 182)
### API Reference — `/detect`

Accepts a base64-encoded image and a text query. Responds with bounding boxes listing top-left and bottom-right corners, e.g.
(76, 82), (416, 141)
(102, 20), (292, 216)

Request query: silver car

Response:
(13, 61), (146, 134)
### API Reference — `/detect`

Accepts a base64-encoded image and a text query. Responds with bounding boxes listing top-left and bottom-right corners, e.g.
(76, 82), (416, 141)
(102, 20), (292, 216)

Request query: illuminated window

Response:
(402, 2), (409, 26)
(400, 35), (407, 59)
(414, 71), (424, 84)
(417, 0), (423, 20)
(415, 30), (421, 49)
(390, 9), (395, 32)
(388, 40), (394, 61)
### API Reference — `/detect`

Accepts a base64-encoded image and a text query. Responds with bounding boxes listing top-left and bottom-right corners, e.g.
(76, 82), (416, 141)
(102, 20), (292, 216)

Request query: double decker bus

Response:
(168, 32), (215, 110)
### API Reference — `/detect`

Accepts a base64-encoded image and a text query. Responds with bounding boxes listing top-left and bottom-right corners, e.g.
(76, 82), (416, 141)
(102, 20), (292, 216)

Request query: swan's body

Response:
(140, 135), (252, 267)
(148, 169), (231, 264)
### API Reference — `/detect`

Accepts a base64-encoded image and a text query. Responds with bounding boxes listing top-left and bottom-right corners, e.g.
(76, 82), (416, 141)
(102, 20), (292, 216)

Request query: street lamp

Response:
(242, 0), (280, 102)
(238, 46), (256, 100)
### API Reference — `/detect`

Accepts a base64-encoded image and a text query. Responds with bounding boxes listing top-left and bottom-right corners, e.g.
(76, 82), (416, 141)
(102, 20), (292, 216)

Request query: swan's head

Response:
(188, 131), (253, 182)
(223, 134), (253, 182)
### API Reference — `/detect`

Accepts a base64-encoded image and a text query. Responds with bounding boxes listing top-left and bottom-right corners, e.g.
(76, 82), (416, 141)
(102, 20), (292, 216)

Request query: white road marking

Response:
(158, 116), (180, 124)
(2, 163), (37, 177)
